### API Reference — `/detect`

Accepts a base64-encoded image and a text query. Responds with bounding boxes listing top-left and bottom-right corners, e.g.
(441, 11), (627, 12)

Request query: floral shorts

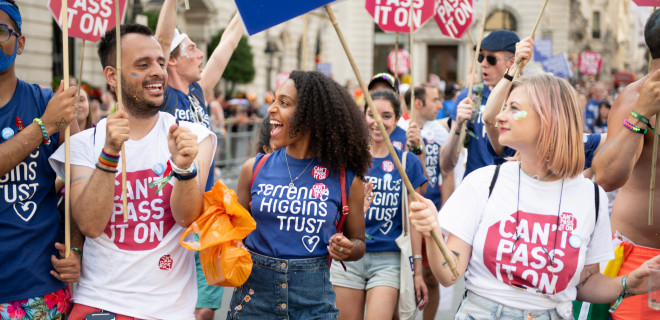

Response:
(0, 286), (72, 319)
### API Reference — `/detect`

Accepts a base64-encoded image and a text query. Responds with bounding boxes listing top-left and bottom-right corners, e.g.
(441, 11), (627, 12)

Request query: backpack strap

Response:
(488, 164), (502, 199)
(329, 168), (348, 271)
(593, 181), (599, 224)
(250, 153), (271, 190)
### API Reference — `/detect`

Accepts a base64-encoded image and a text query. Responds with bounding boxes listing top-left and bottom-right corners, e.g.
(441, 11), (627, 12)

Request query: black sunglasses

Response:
(478, 53), (513, 66)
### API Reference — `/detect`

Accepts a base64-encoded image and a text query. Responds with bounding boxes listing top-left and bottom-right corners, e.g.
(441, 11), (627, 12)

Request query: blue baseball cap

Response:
(479, 30), (519, 53)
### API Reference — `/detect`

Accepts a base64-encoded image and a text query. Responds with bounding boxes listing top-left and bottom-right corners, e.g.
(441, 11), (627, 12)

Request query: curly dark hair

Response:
(288, 71), (371, 178)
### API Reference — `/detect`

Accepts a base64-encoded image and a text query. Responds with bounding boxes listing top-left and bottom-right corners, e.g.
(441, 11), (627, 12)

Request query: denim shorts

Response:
(330, 251), (400, 291)
(227, 250), (338, 320)
(454, 291), (566, 320)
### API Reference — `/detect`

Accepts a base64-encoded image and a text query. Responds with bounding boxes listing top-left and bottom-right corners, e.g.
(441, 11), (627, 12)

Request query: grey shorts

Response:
(330, 251), (400, 291)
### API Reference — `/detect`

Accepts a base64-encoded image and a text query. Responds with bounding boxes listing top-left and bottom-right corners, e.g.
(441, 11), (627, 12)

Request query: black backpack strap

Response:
(593, 181), (599, 224)
(488, 164), (501, 198)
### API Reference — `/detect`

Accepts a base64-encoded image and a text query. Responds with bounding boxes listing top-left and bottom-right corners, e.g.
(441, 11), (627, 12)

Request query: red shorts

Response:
(611, 241), (660, 320)
(421, 238), (430, 267)
(67, 303), (145, 320)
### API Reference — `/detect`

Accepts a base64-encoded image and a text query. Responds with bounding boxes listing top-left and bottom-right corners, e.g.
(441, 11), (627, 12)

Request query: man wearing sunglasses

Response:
(154, 1), (244, 319)
(440, 30), (519, 180)
(0, 0), (81, 317)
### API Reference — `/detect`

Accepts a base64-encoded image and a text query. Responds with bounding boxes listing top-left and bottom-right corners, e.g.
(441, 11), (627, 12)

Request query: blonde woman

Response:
(408, 72), (660, 319)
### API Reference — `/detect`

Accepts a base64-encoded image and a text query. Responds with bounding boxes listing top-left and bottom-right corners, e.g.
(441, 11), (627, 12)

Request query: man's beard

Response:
(121, 75), (163, 119)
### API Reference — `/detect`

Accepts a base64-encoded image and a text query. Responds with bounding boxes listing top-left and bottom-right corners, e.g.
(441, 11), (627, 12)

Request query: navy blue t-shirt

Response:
(0, 79), (63, 302)
(423, 137), (442, 209)
(365, 149), (427, 252)
(246, 149), (356, 258)
(390, 126), (407, 151)
(451, 85), (497, 177)
(160, 82), (215, 192)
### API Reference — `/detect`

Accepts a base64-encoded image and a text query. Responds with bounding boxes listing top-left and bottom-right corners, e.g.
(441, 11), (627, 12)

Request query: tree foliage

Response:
(208, 28), (255, 89)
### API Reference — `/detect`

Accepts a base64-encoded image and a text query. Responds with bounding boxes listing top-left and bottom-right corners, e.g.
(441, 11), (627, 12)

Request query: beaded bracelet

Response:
(32, 118), (50, 145)
(630, 110), (654, 132)
(98, 149), (120, 168)
(623, 119), (647, 134)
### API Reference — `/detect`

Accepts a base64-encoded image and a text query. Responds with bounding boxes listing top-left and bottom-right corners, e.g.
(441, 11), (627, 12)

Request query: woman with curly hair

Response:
(229, 71), (371, 319)
(331, 89), (428, 320)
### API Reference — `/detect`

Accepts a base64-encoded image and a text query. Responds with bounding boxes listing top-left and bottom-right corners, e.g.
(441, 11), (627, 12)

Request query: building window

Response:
(52, 21), (75, 82)
(592, 11), (601, 39)
(484, 9), (517, 32)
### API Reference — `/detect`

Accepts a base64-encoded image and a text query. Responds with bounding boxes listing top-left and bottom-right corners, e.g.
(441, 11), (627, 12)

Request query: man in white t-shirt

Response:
(49, 24), (215, 320)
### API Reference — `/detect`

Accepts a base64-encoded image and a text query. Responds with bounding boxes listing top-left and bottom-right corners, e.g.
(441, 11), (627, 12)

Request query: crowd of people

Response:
(5, 0), (660, 319)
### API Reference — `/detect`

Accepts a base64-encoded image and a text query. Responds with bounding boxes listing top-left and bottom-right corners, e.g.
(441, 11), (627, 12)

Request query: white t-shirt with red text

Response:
(49, 112), (216, 319)
(439, 161), (613, 311)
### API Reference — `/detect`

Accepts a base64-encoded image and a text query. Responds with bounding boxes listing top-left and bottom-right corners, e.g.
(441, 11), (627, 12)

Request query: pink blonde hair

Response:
(508, 74), (585, 178)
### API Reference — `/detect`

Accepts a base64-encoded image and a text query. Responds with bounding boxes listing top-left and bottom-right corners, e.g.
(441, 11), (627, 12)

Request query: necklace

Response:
(284, 152), (314, 188)
(519, 163), (554, 181)
(514, 163), (564, 267)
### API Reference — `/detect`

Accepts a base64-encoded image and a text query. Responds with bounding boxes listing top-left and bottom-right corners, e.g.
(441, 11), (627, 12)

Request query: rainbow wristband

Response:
(32, 118), (50, 145)
(98, 149), (119, 168)
(623, 119), (647, 134)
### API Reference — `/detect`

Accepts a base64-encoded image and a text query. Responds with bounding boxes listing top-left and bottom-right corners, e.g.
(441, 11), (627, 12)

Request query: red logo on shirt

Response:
(312, 165), (328, 180)
(558, 213), (576, 232)
(382, 160), (394, 173)
(104, 169), (176, 251)
(312, 183), (329, 199)
(158, 254), (173, 270)
(483, 210), (580, 295)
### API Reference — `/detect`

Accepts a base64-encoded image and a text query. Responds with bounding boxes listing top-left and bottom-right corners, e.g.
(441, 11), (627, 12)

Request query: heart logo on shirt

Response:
(379, 220), (393, 235)
(302, 235), (320, 253)
(14, 201), (37, 222)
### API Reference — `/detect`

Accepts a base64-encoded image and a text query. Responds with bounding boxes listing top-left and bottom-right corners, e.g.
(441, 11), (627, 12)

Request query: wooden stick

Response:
(649, 7), (658, 226)
(77, 40), (85, 95)
(62, 0), (71, 259)
(302, 15), (308, 71)
(115, 0), (128, 220)
(325, 4), (460, 279)
(394, 32), (400, 85)
(184, 0), (189, 10)
(408, 1), (415, 121)
(457, 0), (489, 154)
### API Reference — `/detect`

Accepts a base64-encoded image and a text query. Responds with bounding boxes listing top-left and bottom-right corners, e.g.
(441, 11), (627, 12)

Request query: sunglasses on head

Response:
(478, 53), (513, 66)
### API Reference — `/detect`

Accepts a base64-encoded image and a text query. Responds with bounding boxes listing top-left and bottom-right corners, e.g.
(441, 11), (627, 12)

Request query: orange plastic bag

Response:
(180, 180), (256, 286)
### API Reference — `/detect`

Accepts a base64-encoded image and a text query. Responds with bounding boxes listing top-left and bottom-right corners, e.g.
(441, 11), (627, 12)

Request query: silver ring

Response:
(338, 247), (344, 253)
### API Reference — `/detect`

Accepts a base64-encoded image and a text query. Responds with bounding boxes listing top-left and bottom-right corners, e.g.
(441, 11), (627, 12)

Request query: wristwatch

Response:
(503, 68), (514, 81)
(407, 144), (423, 155)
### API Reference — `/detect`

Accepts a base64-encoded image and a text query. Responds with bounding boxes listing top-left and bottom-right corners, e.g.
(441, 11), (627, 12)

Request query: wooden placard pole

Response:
(115, 0), (128, 220)
(62, 0), (71, 259)
(408, 1), (415, 121)
(325, 4), (460, 279)
(456, 0), (489, 154)
(394, 32), (399, 84)
(649, 7), (658, 226)
(78, 40), (85, 95)
(302, 14), (308, 71)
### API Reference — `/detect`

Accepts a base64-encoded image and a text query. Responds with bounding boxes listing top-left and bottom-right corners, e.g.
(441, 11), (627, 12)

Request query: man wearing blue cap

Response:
(0, 0), (81, 317)
(154, 1), (244, 319)
(440, 30), (519, 178)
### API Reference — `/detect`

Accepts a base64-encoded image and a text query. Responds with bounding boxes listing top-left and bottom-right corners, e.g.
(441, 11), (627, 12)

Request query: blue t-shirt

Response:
(390, 126), (407, 151)
(0, 79), (63, 302)
(246, 148), (355, 258)
(451, 85), (496, 177)
(160, 82), (215, 192)
(437, 100), (455, 119)
(584, 99), (606, 131)
(489, 133), (602, 170)
(423, 137), (442, 209)
(365, 149), (427, 252)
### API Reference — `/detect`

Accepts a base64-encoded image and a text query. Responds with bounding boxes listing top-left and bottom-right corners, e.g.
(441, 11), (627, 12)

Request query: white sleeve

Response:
(48, 128), (98, 180)
(584, 186), (615, 265)
(437, 167), (492, 245)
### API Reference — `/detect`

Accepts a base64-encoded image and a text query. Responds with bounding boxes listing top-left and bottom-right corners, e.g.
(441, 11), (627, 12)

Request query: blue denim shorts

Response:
(227, 250), (338, 320)
(454, 291), (565, 320)
(330, 251), (400, 290)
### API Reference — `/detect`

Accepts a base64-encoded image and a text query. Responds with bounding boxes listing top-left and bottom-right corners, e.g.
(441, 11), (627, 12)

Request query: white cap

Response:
(170, 29), (188, 53)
